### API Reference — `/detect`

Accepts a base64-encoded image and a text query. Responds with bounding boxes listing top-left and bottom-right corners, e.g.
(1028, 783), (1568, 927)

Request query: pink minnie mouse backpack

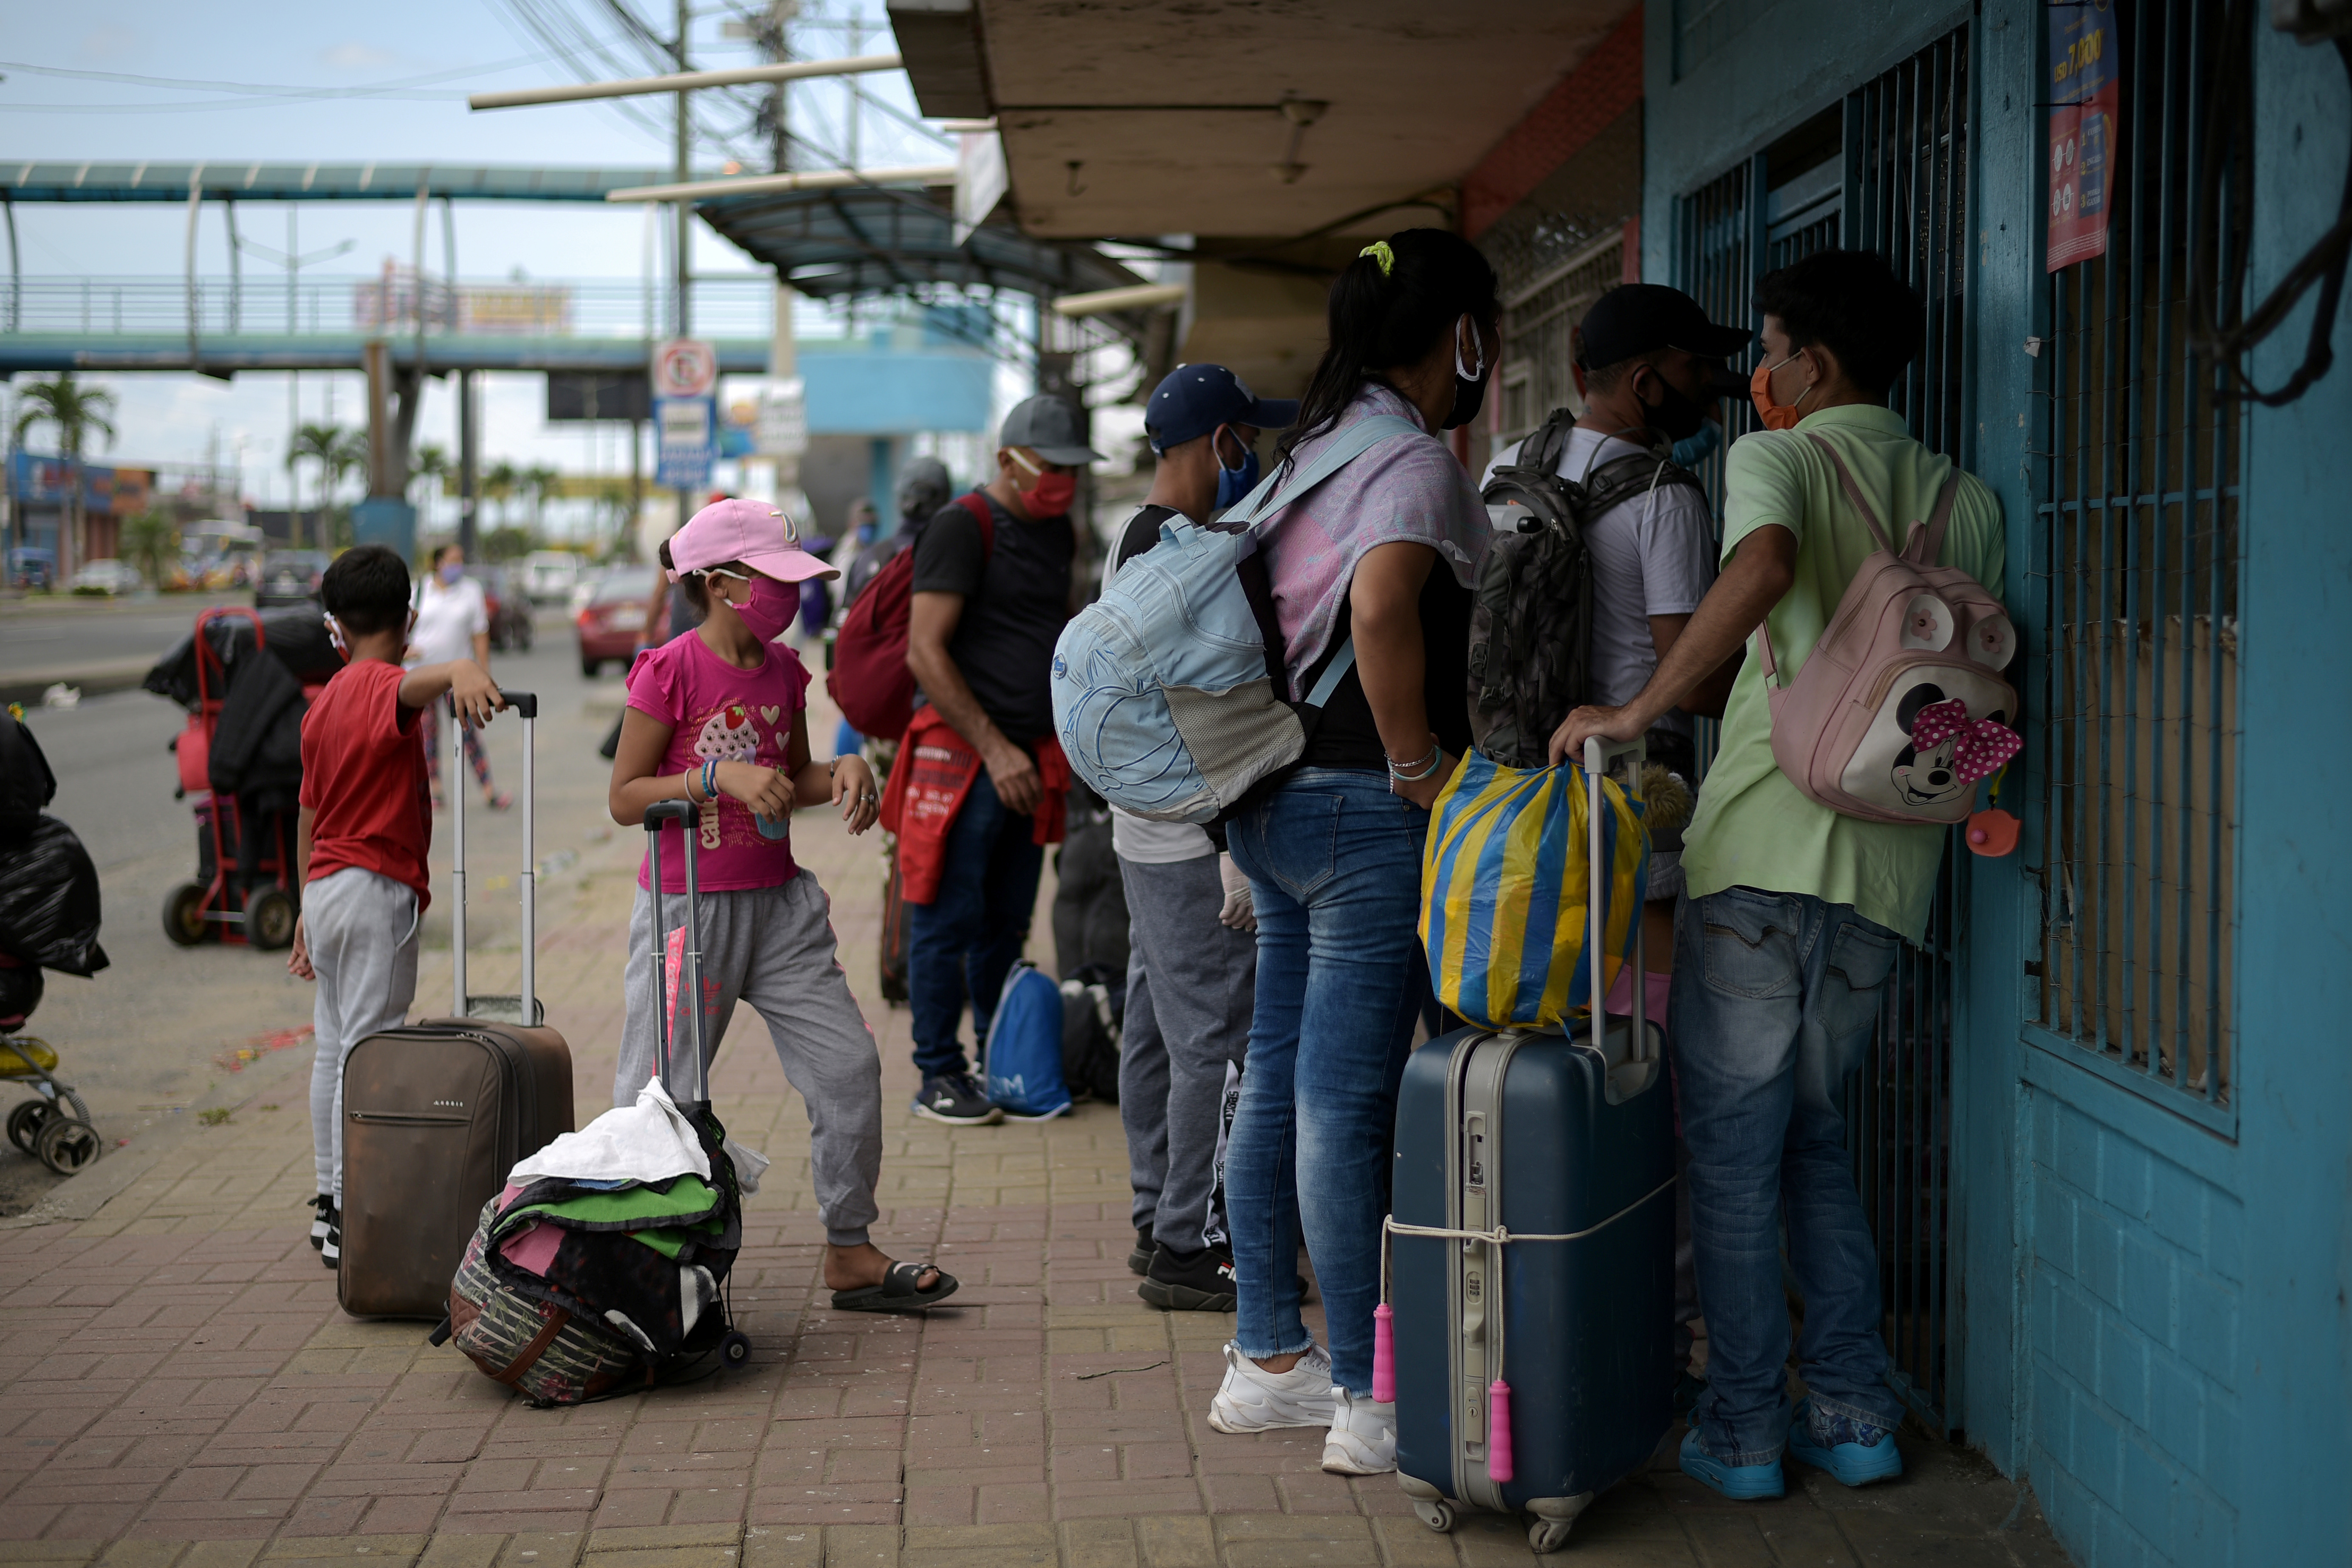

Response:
(1756, 433), (2020, 826)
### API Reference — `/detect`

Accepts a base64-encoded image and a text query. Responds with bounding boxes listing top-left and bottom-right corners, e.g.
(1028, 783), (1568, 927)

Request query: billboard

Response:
(547, 372), (652, 423)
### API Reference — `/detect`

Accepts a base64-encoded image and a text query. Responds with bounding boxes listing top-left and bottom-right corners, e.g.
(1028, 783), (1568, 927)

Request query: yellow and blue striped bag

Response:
(1419, 750), (1649, 1030)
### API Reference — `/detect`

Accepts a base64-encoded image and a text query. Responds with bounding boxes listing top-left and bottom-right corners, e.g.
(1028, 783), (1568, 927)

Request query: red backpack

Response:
(828, 492), (993, 739)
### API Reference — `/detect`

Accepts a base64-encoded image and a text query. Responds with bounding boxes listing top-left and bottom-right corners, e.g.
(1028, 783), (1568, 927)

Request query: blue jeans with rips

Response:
(1223, 769), (1428, 1396)
(906, 771), (1044, 1082)
(1670, 885), (1908, 1464)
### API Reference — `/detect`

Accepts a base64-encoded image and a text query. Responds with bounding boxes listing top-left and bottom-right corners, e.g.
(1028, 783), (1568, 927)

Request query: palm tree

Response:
(287, 423), (344, 550)
(121, 507), (181, 590)
(13, 373), (118, 578)
(410, 443), (451, 522)
(327, 430), (371, 548)
(524, 463), (561, 533)
(483, 461), (519, 528)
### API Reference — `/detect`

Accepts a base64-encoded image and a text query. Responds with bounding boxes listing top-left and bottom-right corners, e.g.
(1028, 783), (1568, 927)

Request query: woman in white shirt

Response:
(409, 544), (512, 811)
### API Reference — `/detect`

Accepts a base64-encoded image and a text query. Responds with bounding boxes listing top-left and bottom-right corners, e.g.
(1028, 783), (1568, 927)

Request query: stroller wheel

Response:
(36, 1115), (101, 1176)
(246, 887), (298, 951)
(162, 883), (211, 947)
(8, 1098), (53, 1153)
(720, 1331), (752, 1370)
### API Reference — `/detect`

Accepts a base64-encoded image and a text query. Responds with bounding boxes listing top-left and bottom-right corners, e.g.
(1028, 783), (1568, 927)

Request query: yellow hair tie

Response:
(1359, 240), (1395, 277)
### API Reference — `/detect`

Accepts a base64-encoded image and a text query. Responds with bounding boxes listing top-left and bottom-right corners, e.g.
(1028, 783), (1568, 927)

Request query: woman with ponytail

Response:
(1204, 229), (1496, 1476)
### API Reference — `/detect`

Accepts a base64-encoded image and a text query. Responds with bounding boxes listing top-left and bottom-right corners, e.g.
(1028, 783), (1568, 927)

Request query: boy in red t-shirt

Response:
(288, 544), (503, 1267)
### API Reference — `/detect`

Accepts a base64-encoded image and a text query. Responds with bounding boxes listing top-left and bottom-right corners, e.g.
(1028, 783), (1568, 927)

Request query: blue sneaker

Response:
(1678, 1427), (1785, 1500)
(1785, 1397), (1903, 1486)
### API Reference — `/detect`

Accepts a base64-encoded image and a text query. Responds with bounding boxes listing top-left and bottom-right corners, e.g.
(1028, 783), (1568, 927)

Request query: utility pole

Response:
(458, 372), (478, 560)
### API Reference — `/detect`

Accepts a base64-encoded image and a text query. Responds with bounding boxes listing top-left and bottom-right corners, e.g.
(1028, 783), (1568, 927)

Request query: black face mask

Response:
(1638, 369), (1710, 443)
(1445, 314), (1492, 430)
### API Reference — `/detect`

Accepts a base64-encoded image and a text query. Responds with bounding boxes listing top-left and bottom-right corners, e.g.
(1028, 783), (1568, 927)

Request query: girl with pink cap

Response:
(606, 497), (956, 1311)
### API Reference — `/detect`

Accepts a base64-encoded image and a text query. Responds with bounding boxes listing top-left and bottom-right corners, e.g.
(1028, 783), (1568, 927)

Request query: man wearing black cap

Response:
(1483, 281), (1751, 949)
(1481, 281), (1750, 1404)
(1107, 364), (1297, 1311)
(903, 393), (1103, 1124)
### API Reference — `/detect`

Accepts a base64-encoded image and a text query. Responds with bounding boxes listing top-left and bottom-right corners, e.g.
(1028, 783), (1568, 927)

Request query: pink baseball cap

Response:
(666, 496), (839, 584)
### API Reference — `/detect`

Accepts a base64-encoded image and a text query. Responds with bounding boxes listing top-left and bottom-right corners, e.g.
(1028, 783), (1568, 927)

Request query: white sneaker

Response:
(1320, 1385), (1398, 1475)
(1207, 1340), (1337, 1433)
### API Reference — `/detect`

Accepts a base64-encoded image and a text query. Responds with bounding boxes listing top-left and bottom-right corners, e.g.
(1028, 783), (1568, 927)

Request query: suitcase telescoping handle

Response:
(449, 691), (539, 1024)
(642, 799), (706, 1107)
(1584, 733), (1652, 1076)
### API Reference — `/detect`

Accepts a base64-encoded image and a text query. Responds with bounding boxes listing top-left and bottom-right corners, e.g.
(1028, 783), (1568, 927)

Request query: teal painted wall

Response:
(2231, 22), (2352, 1564)
(1643, 3), (2352, 1563)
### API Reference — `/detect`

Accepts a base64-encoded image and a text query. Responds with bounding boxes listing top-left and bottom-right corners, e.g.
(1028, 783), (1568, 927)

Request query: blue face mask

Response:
(1669, 420), (1722, 469)
(1213, 429), (1260, 511)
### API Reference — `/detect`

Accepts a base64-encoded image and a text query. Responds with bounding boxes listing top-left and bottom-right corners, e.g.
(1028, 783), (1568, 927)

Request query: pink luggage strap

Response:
(1753, 434), (1962, 688)
(1373, 1173), (1678, 1477)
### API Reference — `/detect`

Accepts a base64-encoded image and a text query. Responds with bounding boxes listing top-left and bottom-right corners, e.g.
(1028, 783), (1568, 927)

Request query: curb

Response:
(0, 1037), (319, 1230)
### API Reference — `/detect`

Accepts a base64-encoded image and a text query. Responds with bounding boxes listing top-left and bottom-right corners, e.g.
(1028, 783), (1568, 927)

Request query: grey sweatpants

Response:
(613, 872), (884, 1248)
(306, 867), (421, 1202)
(1118, 853), (1255, 1254)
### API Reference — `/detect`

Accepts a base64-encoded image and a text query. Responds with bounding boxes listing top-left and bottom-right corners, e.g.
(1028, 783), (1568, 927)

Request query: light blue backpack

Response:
(1050, 413), (1422, 823)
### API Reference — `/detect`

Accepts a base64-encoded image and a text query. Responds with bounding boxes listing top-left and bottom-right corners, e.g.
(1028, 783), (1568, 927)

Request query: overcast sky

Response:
(1, 0), (958, 524)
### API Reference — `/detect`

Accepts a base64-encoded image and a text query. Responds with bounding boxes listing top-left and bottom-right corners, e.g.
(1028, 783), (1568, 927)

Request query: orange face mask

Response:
(1749, 353), (1813, 431)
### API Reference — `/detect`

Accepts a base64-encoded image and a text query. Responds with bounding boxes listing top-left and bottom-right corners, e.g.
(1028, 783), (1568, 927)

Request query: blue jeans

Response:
(1225, 770), (1428, 1395)
(1671, 886), (1906, 1464)
(906, 771), (1044, 1081)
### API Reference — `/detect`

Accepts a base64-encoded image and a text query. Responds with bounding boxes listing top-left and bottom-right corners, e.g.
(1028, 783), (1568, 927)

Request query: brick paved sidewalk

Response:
(0, 805), (2070, 1568)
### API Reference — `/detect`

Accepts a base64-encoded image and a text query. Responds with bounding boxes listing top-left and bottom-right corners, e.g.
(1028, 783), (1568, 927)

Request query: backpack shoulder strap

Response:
(953, 491), (997, 559)
(1520, 407), (1577, 476)
(1919, 471), (1962, 563)
(1221, 413), (1426, 529)
(1580, 451), (1704, 514)
(1801, 431), (1896, 555)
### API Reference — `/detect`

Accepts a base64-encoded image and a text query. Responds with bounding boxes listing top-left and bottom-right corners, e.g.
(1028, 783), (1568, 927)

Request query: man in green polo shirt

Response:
(1552, 248), (2002, 1501)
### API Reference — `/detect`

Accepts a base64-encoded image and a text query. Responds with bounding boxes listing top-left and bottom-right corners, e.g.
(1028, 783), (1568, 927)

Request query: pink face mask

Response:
(724, 574), (797, 643)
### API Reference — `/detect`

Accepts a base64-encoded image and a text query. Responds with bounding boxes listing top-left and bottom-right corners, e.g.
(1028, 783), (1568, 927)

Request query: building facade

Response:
(1621, 3), (2346, 1562)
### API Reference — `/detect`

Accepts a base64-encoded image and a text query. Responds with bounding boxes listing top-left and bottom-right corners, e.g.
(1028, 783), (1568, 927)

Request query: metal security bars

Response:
(1495, 229), (1625, 457)
(2031, 0), (2242, 1130)
(1670, 21), (1974, 1432)
(1841, 23), (1974, 1436)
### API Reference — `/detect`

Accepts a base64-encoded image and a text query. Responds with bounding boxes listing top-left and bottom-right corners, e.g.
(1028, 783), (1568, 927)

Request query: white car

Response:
(69, 559), (144, 595)
(522, 550), (581, 605)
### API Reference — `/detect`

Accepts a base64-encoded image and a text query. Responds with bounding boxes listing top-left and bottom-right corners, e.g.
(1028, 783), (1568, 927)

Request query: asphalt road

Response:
(0, 612), (625, 1214)
(0, 594), (260, 705)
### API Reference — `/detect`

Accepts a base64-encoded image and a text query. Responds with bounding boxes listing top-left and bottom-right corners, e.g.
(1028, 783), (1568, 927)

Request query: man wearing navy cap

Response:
(1105, 364), (1296, 1311)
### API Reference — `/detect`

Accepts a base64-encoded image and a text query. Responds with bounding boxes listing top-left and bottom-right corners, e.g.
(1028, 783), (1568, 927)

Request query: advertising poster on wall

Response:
(2047, 0), (2119, 271)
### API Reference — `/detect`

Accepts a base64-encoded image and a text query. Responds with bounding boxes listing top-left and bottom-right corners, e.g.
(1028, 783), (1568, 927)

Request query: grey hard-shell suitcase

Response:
(338, 693), (575, 1319)
(1387, 736), (1675, 1553)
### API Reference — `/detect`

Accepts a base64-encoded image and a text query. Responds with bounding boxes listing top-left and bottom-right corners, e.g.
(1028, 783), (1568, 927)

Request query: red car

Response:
(577, 567), (659, 676)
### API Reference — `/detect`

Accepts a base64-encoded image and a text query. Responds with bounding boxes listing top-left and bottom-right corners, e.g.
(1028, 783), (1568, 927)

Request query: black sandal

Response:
(830, 1259), (959, 1313)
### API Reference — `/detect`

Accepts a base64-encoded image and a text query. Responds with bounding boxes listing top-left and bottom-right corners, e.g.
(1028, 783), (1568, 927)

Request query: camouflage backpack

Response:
(1469, 410), (1708, 767)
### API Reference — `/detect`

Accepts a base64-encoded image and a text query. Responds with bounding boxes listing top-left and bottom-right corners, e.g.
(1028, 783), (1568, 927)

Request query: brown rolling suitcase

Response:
(338, 692), (575, 1319)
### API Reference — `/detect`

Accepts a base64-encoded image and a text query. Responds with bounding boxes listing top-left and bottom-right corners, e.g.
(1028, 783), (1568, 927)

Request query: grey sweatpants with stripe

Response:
(306, 866), (421, 1203)
(613, 871), (884, 1248)
(1118, 853), (1255, 1255)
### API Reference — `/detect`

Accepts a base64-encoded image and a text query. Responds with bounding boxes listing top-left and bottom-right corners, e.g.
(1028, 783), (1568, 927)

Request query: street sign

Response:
(655, 395), (715, 490)
(651, 337), (718, 400)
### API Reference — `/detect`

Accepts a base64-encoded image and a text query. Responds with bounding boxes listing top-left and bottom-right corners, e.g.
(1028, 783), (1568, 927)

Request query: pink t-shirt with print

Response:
(625, 632), (813, 893)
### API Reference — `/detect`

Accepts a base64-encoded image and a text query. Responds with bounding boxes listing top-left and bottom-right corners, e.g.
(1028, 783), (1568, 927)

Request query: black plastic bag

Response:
(209, 649), (307, 798)
(143, 608), (343, 710)
(0, 816), (109, 976)
(0, 713), (57, 841)
(0, 961), (43, 1021)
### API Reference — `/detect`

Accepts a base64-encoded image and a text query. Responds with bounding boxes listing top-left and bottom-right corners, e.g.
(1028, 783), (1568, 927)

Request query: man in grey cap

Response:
(902, 393), (1102, 1124)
